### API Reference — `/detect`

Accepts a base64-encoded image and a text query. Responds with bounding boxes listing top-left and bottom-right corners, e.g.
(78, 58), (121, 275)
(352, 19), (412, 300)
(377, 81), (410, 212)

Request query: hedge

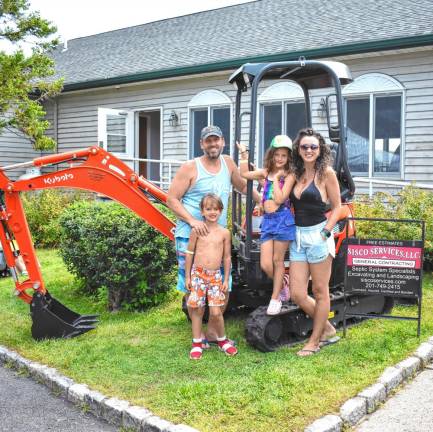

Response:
(355, 185), (433, 267)
(21, 189), (90, 248)
(59, 200), (176, 311)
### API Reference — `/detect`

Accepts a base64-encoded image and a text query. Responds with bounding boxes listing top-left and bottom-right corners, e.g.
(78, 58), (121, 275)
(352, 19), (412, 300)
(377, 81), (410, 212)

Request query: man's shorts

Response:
(260, 207), (296, 243)
(290, 220), (336, 264)
(175, 237), (232, 294)
(187, 265), (225, 308)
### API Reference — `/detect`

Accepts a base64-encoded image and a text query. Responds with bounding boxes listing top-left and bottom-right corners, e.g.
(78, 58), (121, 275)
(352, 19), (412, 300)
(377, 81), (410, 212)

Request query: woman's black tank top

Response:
(289, 175), (327, 227)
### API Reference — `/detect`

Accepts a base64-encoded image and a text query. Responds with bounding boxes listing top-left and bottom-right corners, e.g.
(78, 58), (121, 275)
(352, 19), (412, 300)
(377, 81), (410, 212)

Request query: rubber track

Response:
(245, 293), (394, 352)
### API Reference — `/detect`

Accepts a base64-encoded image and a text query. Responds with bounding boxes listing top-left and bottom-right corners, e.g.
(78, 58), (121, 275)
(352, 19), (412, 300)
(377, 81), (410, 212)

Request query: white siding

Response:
(0, 127), (40, 179)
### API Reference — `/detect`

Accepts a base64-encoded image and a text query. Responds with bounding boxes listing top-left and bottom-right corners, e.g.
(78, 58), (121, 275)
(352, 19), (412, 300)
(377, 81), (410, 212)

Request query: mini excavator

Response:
(0, 146), (174, 340)
(0, 59), (393, 347)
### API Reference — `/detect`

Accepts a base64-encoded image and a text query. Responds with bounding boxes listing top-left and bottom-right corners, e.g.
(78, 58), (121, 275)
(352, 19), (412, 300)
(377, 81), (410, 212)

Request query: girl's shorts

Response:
(260, 207), (296, 243)
(290, 220), (335, 264)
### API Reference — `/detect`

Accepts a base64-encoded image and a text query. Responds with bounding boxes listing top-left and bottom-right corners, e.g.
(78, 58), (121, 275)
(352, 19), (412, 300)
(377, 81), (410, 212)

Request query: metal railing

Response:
(121, 156), (184, 190)
(354, 177), (433, 198)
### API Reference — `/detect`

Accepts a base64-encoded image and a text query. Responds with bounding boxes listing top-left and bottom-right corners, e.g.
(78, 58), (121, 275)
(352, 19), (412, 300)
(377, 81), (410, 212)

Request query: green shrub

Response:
(354, 185), (433, 262)
(59, 200), (176, 311)
(21, 189), (91, 248)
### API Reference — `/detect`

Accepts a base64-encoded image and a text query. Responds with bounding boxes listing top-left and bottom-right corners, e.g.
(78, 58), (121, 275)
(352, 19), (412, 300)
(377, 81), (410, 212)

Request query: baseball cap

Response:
(201, 125), (223, 140)
(270, 135), (292, 150)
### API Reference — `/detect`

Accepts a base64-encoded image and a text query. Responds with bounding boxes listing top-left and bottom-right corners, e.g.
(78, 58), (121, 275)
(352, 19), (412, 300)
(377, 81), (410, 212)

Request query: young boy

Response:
(185, 193), (238, 360)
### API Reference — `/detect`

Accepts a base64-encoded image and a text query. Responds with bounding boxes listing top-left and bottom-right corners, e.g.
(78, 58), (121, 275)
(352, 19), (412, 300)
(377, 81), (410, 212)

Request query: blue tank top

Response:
(175, 156), (231, 238)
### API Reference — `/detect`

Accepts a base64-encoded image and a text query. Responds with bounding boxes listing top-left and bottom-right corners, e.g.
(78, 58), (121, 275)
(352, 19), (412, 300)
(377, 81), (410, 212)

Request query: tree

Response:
(0, 0), (63, 150)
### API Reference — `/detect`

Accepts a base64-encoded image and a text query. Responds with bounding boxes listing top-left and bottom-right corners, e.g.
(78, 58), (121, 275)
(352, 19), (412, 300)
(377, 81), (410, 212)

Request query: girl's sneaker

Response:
(267, 299), (282, 315)
(189, 342), (203, 360)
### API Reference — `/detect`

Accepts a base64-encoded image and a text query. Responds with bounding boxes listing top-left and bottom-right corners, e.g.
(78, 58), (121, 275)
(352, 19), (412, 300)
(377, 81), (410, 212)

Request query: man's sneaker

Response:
(267, 299), (282, 315)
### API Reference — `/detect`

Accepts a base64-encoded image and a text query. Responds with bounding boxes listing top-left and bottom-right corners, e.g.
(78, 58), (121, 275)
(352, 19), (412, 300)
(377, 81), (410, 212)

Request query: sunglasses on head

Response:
(300, 144), (319, 151)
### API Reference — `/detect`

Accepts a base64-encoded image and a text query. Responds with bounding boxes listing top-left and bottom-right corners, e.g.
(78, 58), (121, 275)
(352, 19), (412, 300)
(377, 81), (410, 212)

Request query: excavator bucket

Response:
(30, 291), (98, 340)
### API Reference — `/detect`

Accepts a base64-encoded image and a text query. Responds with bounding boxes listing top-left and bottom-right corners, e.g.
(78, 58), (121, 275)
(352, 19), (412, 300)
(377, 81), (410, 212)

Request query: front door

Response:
(138, 110), (160, 184)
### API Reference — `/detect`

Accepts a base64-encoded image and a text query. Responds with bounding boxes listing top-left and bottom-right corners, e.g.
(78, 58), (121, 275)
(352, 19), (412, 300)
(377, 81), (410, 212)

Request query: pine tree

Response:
(0, 0), (63, 150)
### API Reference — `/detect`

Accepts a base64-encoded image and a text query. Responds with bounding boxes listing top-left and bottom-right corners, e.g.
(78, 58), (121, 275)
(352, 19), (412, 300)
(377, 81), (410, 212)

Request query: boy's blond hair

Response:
(200, 193), (224, 211)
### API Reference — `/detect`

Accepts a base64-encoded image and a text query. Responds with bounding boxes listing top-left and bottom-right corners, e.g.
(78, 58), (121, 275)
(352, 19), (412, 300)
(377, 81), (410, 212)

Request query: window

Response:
(343, 74), (404, 177)
(98, 108), (134, 157)
(258, 82), (306, 161)
(188, 90), (232, 158)
(106, 115), (126, 153)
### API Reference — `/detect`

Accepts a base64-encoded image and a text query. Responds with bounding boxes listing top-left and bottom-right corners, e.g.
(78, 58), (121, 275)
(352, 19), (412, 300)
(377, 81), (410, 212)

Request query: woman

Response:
(287, 128), (341, 357)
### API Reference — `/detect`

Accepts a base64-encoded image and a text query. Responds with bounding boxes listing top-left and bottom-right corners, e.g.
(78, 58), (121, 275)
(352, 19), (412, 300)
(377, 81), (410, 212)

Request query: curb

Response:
(0, 345), (199, 432)
(304, 336), (433, 432)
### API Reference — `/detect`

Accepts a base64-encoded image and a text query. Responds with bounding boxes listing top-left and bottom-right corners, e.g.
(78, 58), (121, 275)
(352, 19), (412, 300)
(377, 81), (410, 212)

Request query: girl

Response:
(237, 135), (296, 315)
(288, 128), (341, 357)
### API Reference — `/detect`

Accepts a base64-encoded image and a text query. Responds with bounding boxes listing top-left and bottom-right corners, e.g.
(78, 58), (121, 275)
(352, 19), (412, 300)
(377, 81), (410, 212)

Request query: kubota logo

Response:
(43, 173), (74, 185)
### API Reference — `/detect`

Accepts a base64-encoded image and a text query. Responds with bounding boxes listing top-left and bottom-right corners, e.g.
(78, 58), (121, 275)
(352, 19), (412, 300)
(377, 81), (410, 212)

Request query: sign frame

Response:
(343, 217), (425, 337)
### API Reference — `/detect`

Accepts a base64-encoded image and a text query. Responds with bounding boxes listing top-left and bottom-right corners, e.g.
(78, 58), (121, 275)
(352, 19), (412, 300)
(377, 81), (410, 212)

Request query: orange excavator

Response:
(0, 146), (175, 340)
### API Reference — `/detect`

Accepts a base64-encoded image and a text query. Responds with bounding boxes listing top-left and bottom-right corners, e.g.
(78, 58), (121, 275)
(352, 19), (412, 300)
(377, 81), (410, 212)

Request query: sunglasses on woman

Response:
(300, 144), (319, 151)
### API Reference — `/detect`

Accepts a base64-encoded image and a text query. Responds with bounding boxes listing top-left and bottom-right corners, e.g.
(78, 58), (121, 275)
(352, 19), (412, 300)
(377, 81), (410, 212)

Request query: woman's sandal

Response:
(296, 347), (320, 357)
(218, 339), (238, 356)
(190, 342), (203, 360)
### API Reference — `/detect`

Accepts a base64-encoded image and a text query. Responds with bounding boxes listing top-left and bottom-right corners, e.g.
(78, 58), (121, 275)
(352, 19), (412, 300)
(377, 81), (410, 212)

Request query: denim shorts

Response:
(260, 207), (296, 243)
(290, 220), (335, 264)
(175, 237), (232, 293)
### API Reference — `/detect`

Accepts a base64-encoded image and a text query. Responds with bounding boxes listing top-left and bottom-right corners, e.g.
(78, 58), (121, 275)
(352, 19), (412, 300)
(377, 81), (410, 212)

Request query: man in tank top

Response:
(168, 125), (259, 346)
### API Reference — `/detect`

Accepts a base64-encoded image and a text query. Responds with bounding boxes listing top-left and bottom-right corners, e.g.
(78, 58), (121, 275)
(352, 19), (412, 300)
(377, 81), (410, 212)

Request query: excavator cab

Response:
(228, 59), (393, 351)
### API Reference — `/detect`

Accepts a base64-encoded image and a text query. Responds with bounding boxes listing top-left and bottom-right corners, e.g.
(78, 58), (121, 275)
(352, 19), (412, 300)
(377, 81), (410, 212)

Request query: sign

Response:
(346, 238), (423, 298)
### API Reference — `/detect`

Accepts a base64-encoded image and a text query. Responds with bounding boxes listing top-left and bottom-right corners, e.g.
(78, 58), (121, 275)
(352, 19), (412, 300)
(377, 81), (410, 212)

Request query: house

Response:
(1, 0), (433, 194)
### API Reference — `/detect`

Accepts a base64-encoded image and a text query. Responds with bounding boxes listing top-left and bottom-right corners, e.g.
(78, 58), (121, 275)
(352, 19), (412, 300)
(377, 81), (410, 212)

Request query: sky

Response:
(29, 0), (254, 41)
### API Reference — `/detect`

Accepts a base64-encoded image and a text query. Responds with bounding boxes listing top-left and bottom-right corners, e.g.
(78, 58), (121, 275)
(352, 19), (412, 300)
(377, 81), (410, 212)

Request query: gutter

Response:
(62, 34), (433, 92)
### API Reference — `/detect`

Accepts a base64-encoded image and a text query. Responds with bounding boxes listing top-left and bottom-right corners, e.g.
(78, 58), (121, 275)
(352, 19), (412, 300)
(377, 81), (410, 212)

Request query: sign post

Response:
(343, 218), (425, 337)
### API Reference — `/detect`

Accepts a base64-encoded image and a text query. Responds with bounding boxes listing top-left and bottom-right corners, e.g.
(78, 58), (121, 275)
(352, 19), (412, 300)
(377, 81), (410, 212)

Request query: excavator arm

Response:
(0, 146), (175, 340)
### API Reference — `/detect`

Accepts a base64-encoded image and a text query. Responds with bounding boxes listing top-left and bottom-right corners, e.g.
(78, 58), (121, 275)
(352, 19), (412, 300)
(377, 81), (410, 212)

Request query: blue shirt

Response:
(175, 156), (231, 239)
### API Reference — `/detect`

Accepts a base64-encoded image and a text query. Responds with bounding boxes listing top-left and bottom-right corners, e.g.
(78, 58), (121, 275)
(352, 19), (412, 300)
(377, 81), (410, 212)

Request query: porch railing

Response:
(121, 156), (184, 190)
(354, 177), (433, 198)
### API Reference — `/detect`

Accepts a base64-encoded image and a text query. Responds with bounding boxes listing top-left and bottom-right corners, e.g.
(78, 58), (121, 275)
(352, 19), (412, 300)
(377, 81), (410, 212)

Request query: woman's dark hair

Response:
(292, 128), (332, 181)
(200, 193), (224, 211)
(263, 146), (292, 174)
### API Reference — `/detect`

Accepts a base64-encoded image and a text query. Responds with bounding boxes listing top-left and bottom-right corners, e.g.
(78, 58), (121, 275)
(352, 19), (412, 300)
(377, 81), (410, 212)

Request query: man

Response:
(167, 125), (258, 345)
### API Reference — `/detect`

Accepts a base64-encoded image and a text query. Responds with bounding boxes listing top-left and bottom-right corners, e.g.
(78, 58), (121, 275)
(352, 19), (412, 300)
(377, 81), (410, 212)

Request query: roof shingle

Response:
(52, 0), (433, 87)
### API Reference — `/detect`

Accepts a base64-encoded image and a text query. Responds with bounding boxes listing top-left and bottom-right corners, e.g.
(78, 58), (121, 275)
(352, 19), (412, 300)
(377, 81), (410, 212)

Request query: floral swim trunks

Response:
(187, 265), (225, 308)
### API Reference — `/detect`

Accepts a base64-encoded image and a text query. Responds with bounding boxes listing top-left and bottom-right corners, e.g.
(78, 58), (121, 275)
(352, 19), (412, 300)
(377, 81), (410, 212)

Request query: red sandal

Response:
(190, 342), (203, 360)
(217, 338), (238, 356)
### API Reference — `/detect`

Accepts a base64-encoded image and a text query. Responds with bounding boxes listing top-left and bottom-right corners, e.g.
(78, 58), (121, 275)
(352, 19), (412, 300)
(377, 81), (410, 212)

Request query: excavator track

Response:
(245, 292), (394, 352)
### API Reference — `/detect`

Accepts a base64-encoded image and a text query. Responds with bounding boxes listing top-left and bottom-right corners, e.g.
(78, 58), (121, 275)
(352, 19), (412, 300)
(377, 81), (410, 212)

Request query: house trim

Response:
(62, 34), (433, 92)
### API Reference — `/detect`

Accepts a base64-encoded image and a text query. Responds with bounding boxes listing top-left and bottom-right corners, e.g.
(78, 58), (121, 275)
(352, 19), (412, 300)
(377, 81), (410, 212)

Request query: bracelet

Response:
(320, 228), (332, 239)
(185, 249), (195, 255)
(239, 159), (249, 164)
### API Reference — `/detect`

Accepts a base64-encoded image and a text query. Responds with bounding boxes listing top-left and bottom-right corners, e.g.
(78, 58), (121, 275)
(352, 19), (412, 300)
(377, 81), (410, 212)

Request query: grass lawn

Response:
(0, 249), (432, 432)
